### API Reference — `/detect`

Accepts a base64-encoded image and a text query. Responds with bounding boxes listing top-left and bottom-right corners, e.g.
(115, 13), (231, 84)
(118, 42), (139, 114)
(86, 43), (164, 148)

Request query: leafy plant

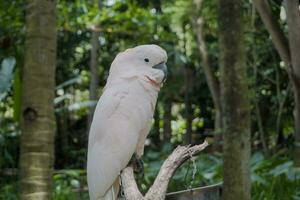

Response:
(53, 170), (88, 200)
(0, 57), (16, 101)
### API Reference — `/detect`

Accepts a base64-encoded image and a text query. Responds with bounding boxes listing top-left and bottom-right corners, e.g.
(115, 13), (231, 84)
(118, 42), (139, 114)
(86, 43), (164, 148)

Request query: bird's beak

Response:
(153, 62), (167, 83)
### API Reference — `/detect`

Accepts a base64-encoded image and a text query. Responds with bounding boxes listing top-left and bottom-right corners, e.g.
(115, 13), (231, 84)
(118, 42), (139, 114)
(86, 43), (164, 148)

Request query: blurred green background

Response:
(1, 0), (300, 199)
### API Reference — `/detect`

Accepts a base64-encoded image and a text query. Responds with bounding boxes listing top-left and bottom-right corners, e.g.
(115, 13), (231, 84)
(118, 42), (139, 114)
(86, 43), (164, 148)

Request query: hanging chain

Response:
(187, 148), (198, 200)
(191, 156), (197, 185)
(119, 150), (198, 199)
(188, 149), (198, 189)
(183, 161), (191, 189)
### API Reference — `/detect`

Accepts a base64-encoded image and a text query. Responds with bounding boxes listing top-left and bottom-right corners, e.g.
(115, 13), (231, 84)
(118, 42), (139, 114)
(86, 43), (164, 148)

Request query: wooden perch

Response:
(120, 141), (209, 200)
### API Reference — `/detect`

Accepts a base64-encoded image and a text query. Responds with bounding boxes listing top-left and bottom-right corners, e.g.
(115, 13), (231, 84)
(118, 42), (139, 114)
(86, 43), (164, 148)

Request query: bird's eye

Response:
(144, 58), (149, 63)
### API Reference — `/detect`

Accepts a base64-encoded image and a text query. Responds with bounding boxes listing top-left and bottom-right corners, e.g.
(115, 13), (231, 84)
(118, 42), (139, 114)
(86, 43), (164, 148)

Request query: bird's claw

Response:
(130, 153), (144, 175)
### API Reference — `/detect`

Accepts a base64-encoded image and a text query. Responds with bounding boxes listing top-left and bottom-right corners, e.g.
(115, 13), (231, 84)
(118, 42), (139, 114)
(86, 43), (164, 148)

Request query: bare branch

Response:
(253, 0), (291, 69)
(120, 141), (209, 200)
(285, 0), (300, 79)
(191, 0), (221, 111)
(190, 0), (222, 149)
(284, 0), (300, 167)
(121, 167), (143, 200)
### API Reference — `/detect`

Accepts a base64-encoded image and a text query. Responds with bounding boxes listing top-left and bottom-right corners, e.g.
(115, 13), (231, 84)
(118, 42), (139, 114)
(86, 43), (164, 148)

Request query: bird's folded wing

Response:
(87, 87), (139, 200)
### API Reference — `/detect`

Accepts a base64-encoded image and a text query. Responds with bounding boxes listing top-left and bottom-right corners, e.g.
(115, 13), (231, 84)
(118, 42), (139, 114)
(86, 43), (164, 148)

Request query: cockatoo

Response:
(87, 44), (168, 200)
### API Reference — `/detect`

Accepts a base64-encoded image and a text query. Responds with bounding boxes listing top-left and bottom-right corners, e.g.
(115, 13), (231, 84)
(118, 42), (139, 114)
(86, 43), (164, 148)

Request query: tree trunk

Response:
(184, 66), (193, 144)
(293, 86), (300, 166)
(163, 99), (172, 143)
(87, 0), (102, 131)
(56, 108), (69, 168)
(253, 0), (300, 167)
(19, 0), (57, 199)
(153, 106), (161, 147)
(284, 0), (300, 167)
(218, 0), (251, 199)
(191, 0), (222, 149)
(254, 102), (268, 155)
(87, 30), (100, 129)
(121, 142), (209, 200)
(213, 109), (222, 150)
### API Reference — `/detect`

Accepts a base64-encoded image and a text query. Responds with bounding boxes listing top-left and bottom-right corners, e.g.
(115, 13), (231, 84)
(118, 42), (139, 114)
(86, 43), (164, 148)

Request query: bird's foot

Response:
(130, 153), (144, 175)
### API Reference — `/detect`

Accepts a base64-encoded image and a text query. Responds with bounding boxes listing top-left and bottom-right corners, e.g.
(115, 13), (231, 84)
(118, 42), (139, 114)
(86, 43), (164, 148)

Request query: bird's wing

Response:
(135, 119), (152, 157)
(87, 87), (139, 200)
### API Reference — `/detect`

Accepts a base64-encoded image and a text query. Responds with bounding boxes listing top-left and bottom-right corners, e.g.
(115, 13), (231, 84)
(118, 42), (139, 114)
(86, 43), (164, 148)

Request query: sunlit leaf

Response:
(0, 57), (16, 100)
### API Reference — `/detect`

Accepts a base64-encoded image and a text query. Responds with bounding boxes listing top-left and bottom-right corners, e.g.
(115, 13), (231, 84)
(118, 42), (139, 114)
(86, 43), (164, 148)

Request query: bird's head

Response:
(109, 44), (168, 87)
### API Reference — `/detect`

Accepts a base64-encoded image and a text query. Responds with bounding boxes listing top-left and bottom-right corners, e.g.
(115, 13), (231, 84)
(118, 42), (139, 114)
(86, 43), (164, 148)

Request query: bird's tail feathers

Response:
(98, 178), (120, 200)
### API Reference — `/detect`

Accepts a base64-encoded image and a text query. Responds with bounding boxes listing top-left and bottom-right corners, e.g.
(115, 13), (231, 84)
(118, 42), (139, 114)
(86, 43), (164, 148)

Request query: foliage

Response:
(0, 0), (298, 199)
(0, 183), (18, 200)
(251, 151), (300, 199)
(0, 57), (16, 101)
(53, 170), (88, 200)
(49, 150), (300, 200)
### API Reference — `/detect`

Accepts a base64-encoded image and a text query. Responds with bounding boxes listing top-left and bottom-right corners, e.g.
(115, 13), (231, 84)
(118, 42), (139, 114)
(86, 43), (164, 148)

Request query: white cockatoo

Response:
(87, 44), (168, 200)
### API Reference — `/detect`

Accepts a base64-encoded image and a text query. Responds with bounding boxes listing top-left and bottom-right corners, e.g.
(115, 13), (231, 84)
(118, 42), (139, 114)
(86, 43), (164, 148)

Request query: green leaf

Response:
(269, 161), (293, 176)
(251, 173), (268, 185)
(0, 57), (16, 100)
(56, 76), (81, 90)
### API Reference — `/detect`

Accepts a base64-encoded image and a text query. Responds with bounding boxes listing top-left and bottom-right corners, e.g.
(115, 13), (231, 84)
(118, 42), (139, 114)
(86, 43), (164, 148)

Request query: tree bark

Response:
(87, 0), (102, 130)
(250, 6), (268, 155)
(293, 86), (300, 166)
(87, 30), (100, 129)
(56, 108), (69, 168)
(19, 0), (57, 199)
(191, 0), (222, 150)
(254, 0), (300, 167)
(218, 0), (251, 199)
(254, 101), (268, 155)
(284, 0), (300, 167)
(163, 99), (172, 143)
(153, 106), (161, 147)
(184, 66), (193, 144)
(121, 141), (208, 200)
(252, 0), (291, 68)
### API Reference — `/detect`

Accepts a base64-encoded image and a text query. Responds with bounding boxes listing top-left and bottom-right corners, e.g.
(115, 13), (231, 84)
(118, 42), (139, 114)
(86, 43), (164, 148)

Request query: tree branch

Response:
(120, 141), (209, 200)
(253, 0), (291, 69)
(285, 0), (300, 79)
(191, 0), (221, 111)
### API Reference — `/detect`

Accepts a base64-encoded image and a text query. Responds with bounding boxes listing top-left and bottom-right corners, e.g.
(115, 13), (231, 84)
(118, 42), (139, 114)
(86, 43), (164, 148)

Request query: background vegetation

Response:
(1, 0), (300, 199)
